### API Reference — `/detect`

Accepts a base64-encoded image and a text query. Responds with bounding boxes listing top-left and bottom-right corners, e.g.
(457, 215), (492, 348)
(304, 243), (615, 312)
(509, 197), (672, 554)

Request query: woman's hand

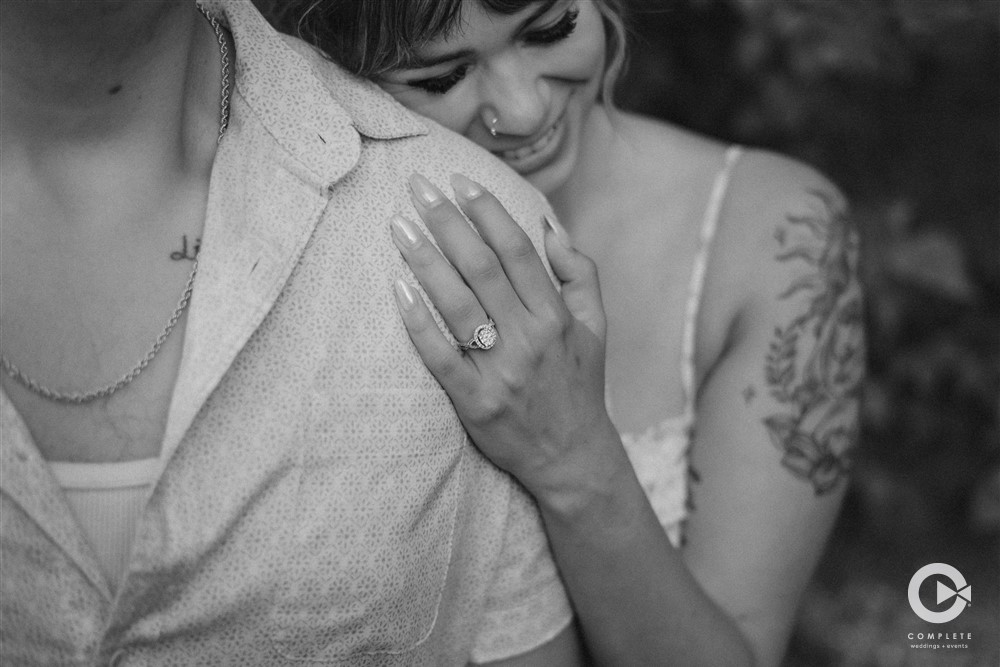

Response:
(390, 172), (622, 504)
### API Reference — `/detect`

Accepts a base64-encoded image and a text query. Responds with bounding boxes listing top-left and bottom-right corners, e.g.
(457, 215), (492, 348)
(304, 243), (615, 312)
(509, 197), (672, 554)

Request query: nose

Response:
(478, 55), (550, 137)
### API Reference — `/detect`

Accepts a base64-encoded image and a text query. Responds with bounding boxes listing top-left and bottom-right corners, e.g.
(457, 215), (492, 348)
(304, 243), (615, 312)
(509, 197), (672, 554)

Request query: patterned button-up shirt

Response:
(0, 1), (572, 664)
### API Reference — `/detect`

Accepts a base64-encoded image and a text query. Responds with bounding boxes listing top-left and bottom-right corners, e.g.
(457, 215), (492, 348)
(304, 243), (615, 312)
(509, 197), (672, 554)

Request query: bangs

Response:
(266, 0), (626, 104)
(276, 0), (556, 77)
(371, 0), (560, 74)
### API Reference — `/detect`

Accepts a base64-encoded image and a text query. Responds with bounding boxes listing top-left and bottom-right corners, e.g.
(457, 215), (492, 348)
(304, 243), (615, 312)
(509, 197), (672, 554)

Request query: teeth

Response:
(499, 121), (560, 161)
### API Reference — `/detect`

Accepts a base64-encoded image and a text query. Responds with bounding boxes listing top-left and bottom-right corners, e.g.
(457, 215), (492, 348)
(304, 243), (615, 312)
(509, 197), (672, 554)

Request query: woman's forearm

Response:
(531, 437), (755, 666)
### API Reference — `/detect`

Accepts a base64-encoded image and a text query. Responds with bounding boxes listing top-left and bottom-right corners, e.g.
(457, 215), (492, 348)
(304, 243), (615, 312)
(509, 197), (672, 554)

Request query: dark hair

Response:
(266, 0), (628, 101)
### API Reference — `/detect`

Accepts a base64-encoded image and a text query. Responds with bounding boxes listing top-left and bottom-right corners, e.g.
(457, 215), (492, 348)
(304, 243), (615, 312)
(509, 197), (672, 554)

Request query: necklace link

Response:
(202, 5), (231, 142)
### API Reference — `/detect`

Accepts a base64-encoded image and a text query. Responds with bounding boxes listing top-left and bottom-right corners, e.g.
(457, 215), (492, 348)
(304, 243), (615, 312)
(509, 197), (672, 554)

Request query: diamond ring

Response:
(460, 319), (499, 351)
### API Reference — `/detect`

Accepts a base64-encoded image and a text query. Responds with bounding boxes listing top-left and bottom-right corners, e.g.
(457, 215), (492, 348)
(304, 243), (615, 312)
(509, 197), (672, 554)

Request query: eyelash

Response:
(525, 8), (579, 45)
(409, 64), (470, 95)
(407, 8), (580, 96)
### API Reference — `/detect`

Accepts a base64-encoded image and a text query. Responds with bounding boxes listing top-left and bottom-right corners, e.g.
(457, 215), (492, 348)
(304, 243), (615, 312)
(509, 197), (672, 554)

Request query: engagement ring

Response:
(460, 319), (499, 351)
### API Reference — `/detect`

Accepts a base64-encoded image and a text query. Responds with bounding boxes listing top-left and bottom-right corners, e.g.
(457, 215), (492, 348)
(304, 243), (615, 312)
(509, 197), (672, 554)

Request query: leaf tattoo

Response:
(764, 190), (864, 495)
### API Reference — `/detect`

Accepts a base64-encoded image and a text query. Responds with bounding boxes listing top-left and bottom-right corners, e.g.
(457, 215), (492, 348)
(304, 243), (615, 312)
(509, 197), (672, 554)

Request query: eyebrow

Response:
(400, 0), (562, 70)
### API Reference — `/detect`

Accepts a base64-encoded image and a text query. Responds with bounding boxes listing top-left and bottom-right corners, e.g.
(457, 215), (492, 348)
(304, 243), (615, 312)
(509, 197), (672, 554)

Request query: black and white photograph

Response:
(1, 0), (996, 664)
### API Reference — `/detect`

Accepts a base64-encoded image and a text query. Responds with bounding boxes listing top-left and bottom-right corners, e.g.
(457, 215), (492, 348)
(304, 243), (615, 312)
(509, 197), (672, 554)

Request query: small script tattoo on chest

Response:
(170, 234), (201, 261)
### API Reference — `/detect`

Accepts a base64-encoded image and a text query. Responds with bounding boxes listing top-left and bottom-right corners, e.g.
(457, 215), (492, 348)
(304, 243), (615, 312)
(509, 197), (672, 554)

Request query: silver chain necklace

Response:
(0, 6), (231, 404)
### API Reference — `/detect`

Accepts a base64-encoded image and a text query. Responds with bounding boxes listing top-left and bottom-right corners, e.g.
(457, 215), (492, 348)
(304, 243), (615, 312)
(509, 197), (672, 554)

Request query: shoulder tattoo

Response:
(763, 190), (865, 495)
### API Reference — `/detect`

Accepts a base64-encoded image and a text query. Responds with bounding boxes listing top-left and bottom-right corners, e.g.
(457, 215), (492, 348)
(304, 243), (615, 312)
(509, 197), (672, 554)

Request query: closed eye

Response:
(524, 8), (578, 45)
(406, 64), (470, 95)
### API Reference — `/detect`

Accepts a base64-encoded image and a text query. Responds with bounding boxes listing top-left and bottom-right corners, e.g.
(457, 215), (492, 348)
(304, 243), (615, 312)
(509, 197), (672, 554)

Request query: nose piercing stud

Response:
(487, 112), (500, 137)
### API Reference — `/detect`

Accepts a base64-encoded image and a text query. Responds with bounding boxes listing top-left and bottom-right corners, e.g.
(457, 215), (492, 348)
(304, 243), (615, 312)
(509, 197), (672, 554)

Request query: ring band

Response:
(460, 319), (499, 351)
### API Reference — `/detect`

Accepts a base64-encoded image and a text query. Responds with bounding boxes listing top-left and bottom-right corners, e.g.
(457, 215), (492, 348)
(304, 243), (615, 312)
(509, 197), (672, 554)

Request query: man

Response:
(0, 1), (581, 663)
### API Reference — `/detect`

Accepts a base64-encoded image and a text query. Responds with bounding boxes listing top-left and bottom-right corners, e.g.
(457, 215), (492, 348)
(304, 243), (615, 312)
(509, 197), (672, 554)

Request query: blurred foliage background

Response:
(615, 0), (998, 664)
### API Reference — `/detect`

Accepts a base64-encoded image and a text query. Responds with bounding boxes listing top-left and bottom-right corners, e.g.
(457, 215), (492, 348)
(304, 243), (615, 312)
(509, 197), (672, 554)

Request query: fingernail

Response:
(409, 173), (443, 208)
(394, 279), (417, 311)
(390, 214), (421, 247)
(450, 173), (483, 201)
(543, 214), (573, 248)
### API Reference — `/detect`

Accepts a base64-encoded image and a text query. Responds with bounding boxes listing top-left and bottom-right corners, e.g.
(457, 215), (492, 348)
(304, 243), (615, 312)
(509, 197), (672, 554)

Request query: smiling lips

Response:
(493, 115), (563, 163)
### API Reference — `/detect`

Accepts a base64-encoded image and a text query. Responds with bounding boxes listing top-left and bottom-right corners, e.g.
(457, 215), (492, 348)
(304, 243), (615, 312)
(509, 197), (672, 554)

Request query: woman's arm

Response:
(392, 167), (861, 665)
(681, 154), (864, 665)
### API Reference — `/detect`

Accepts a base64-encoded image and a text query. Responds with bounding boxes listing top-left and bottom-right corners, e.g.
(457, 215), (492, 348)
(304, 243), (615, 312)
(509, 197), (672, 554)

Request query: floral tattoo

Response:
(764, 191), (864, 495)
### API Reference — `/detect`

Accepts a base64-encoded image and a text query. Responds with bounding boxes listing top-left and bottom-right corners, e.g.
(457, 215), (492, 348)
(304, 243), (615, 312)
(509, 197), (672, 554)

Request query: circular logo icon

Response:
(908, 563), (971, 623)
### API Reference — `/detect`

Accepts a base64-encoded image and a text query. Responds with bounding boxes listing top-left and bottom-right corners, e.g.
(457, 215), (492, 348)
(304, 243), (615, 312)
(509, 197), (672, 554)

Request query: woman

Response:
(272, 1), (866, 664)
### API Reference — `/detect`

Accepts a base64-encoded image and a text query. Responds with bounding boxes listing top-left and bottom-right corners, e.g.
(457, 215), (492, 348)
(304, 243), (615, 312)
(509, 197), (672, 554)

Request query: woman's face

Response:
(376, 0), (606, 194)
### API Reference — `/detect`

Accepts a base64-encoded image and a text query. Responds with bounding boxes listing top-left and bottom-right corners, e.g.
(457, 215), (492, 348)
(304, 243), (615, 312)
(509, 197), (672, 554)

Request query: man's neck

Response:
(1, 0), (227, 235)
(1, 1), (215, 147)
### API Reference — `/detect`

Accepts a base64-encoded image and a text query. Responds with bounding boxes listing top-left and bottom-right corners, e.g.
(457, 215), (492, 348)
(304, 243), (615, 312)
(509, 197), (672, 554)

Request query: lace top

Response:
(615, 146), (743, 547)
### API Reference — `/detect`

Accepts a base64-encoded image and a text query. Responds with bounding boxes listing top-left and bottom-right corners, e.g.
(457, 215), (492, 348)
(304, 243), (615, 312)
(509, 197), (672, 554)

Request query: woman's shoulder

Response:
(617, 112), (841, 199)
(615, 115), (856, 374)
(715, 147), (849, 287)
(613, 110), (850, 278)
(728, 147), (846, 214)
(696, 144), (857, 370)
(609, 111), (850, 281)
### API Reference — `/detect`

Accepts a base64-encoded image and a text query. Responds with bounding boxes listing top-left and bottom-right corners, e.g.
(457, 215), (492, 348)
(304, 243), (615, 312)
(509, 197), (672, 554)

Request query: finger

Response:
(393, 279), (476, 389)
(450, 173), (562, 315)
(408, 173), (525, 321)
(544, 223), (607, 340)
(390, 214), (491, 346)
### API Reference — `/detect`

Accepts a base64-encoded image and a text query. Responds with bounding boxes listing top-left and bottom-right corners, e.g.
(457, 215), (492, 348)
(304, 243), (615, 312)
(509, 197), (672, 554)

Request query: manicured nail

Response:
(450, 173), (484, 201)
(543, 214), (573, 248)
(409, 173), (443, 208)
(394, 279), (417, 311)
(390, 214), (421, 247)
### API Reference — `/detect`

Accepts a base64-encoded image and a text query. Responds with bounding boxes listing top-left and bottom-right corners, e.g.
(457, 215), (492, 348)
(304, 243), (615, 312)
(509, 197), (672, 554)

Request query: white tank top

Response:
(48, 457), (159, 590)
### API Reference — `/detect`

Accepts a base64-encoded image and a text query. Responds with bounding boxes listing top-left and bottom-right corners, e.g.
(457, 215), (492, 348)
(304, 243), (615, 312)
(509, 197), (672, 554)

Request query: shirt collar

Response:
(201, 0), (427, 153)
(279, 36), (430, 141)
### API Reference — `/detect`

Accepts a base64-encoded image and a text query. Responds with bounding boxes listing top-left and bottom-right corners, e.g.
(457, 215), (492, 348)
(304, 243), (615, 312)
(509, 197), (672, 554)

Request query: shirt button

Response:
(107, 648), (126, 666)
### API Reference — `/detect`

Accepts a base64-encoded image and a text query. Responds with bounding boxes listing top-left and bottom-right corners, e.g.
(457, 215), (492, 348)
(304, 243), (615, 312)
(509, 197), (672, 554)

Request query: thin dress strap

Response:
(679, 146), (743, 420)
